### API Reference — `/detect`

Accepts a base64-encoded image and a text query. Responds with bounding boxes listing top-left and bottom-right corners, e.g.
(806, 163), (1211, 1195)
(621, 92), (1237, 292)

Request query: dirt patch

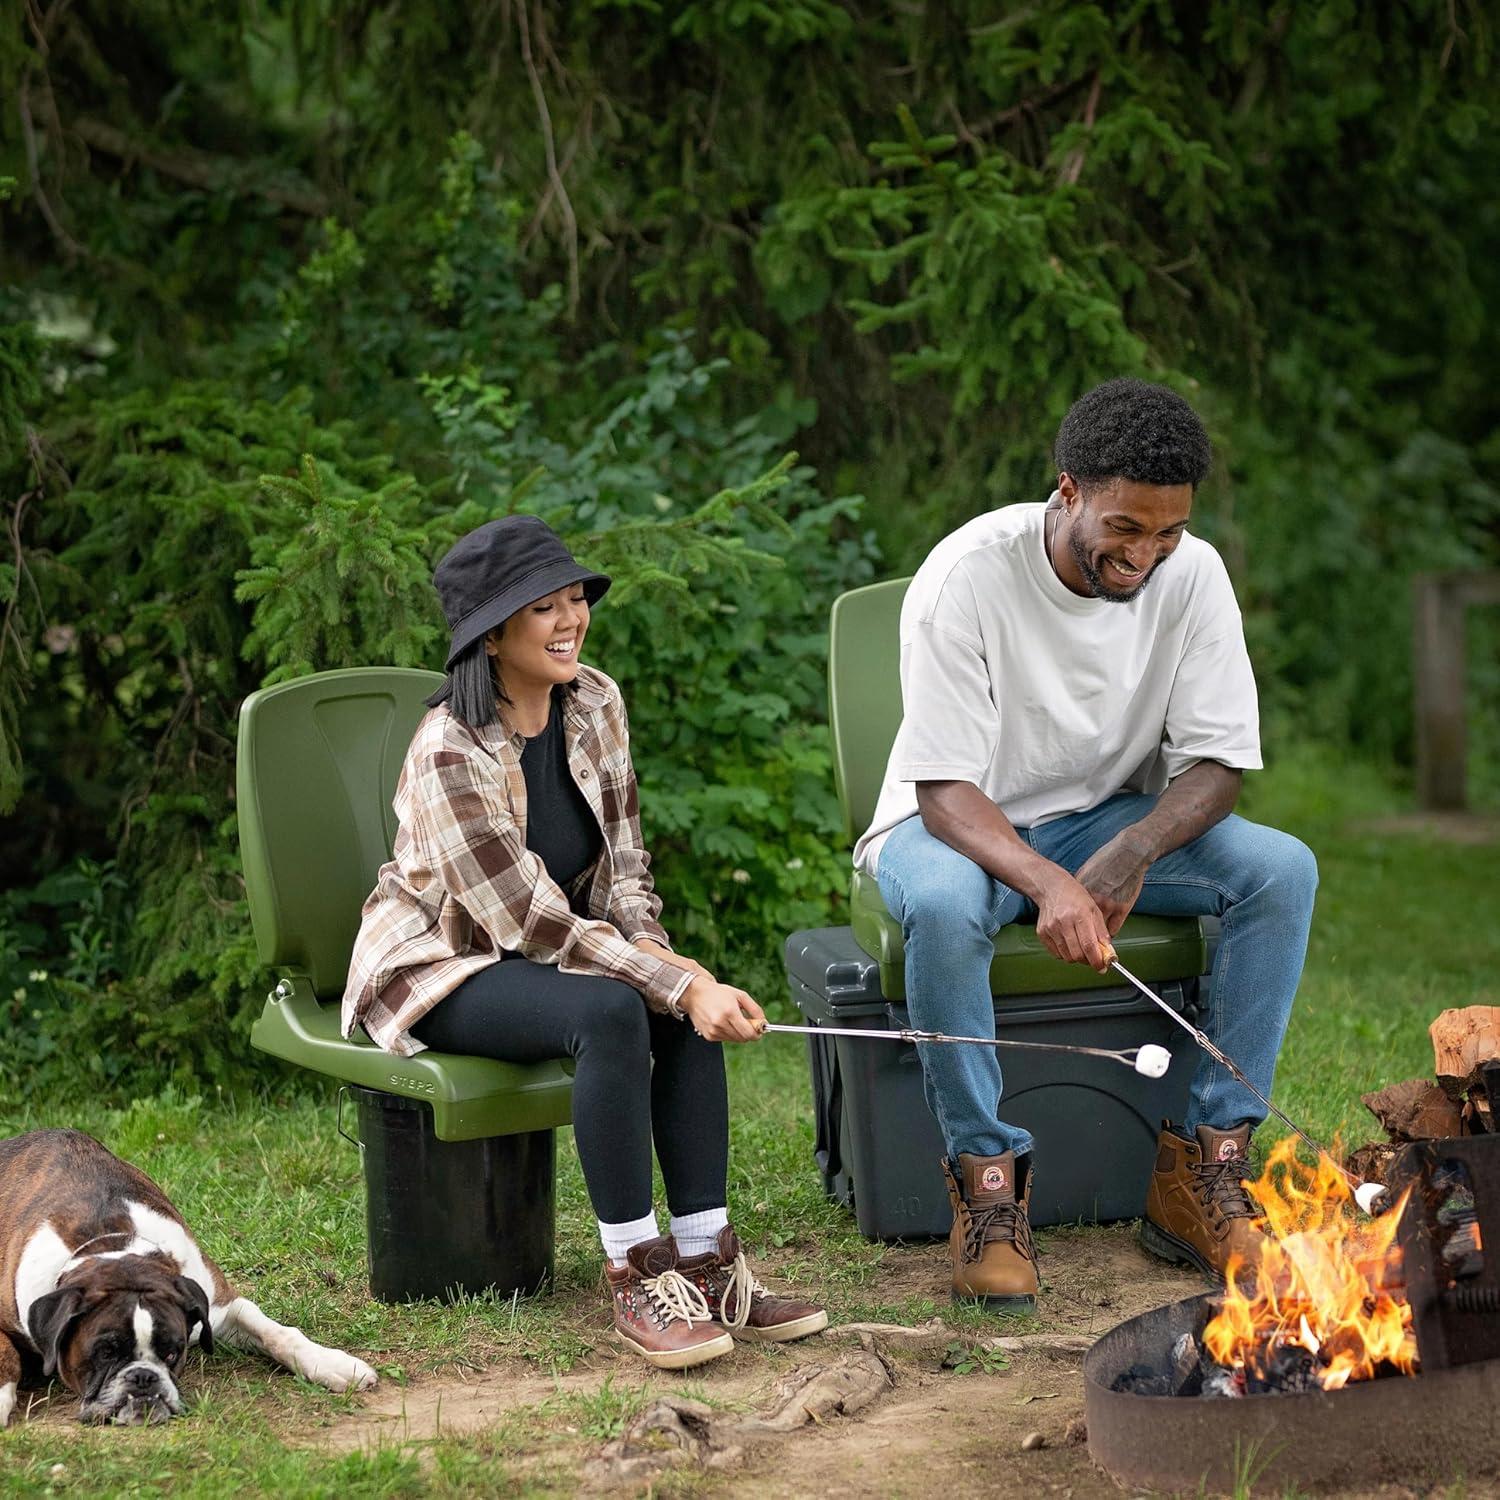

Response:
(1034, 1221), (1205, 1333)
(819, 1220), (1206, 1333)
(296, 1228), (1230, 1494)
(306, 1226), (1200, 1450)
(1351, 812), (1500, 846)
(309, 1345), (788, 1454)
(716, 1350), (1112, 1500)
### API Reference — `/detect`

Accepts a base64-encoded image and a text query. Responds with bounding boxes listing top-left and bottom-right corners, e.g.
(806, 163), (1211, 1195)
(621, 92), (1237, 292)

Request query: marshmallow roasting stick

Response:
(1104, 953), (1386, 1214)
(760, 1021), (1173, 1078)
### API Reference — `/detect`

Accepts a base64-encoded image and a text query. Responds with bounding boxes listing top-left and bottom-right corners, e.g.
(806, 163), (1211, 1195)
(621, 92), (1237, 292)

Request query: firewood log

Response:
(1430, 1006), (1500, 1099)
(1361, 1078), (1464, 1140)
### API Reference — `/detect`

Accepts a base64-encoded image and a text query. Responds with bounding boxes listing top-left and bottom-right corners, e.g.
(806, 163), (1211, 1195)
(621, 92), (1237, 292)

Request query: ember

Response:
(1202, 1138), (1417, 1392)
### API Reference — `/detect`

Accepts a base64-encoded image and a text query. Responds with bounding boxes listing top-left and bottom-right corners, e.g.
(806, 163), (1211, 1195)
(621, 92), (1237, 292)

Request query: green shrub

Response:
(1, 219), (874, 1098)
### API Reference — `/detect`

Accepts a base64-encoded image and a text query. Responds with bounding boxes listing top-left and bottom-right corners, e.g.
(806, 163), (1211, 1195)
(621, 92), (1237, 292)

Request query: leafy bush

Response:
(0, 144), (875, 1098)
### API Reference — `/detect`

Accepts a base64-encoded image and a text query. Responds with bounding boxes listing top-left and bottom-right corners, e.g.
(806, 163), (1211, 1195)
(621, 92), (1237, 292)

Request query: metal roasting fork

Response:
(1104, 955), (1374, 1199)
(759, 1022), (1173, 1077)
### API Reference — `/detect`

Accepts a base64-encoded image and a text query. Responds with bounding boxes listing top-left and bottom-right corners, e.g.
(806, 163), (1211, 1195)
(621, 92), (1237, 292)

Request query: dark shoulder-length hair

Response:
(425, 630), (579, 729)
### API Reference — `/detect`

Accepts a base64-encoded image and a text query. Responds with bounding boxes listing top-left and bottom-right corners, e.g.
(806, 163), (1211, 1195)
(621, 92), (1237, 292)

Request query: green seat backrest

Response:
(829, 577), (912, 845)
(237, 667), (443, 998)
(827, 578), (1209, 993)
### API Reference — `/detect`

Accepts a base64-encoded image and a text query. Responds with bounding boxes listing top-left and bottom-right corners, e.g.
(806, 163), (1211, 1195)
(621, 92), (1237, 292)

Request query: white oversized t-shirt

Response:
(852, 499), (1262, 875)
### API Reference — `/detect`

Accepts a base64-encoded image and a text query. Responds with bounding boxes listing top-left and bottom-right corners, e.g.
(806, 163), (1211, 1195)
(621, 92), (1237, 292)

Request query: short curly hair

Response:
(1054, 378), (1210, 490)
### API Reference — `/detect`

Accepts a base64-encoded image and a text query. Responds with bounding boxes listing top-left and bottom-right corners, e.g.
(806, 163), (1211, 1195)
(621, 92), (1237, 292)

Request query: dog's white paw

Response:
(303, 1348), (377, 1393)
(0, 1382), (15, 1427)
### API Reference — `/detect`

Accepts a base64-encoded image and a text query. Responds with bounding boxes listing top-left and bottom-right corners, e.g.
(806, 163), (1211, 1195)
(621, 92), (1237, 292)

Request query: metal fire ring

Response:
(1084, 1294), (1500, 1494)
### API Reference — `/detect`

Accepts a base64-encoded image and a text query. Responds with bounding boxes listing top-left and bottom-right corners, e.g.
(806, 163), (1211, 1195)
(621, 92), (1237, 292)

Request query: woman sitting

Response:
(342, 516), (826, 1368)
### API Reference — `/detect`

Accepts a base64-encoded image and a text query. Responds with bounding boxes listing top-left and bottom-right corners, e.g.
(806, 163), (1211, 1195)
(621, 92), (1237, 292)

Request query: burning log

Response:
(1242, 1341), (1321, 1395)
(1118, 1140), (1424, 1399)
(1107, 1303), (1261, 1399)
(1345, 1141), (1400, 1191)
(1201, 1140), (1418, 1392)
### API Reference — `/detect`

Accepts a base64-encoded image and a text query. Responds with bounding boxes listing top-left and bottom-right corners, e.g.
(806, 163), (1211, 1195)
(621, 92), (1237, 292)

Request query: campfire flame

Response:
(1202, 1138), (1417, 1391)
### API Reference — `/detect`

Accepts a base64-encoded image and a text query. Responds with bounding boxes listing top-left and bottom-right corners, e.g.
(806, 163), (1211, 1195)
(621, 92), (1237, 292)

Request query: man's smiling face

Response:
(1056, 474), (1193, 603)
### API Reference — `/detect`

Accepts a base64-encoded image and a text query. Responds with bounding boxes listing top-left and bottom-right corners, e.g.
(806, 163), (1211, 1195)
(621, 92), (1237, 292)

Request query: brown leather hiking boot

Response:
(1141, 1123), (1267, 1282)
(942, 1151), (1038, 1311)
(676, 1228), (828, 1343)
(604, 1235), (735, 1369)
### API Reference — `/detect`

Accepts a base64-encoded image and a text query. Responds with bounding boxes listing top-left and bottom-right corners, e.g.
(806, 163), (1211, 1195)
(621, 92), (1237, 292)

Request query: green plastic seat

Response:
(239, 666), (574, 1142)
(828, 578), (1207, 997)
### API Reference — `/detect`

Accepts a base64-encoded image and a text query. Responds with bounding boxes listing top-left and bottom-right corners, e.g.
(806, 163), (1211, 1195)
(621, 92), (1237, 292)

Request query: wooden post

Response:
(1412, 571), (1500, 812)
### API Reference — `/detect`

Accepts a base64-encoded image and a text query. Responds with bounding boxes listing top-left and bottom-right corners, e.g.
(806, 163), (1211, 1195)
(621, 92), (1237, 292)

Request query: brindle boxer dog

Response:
(1, 1129), (377, 1425)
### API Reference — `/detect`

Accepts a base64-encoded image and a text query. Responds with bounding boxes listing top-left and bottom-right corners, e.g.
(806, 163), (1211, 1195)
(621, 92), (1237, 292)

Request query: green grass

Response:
(3, 747), (1497, 1494)
(1240, 744), (1500, 1150)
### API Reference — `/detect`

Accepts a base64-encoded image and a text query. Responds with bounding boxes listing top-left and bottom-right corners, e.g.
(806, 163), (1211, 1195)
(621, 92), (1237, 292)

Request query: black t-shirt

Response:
(520, 690), (603, 915)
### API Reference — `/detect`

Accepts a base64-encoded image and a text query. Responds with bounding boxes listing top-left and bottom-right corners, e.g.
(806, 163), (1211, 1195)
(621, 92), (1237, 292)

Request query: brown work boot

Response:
(1140, 1123), (1267, 1282)
(677, 1228), (828, 1343)
(605, 1235), (735, 1369)
(942, 1151), (1039, 1311)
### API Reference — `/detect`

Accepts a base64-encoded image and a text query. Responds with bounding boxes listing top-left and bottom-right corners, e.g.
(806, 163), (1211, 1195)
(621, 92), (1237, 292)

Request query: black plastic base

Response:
(788, 926), (1203, 1239)
(351, 1085), (555, 1303)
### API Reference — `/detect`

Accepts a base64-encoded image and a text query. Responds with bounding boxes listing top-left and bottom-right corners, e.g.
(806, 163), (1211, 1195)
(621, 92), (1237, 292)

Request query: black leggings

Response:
(410, 957), (728, 1223)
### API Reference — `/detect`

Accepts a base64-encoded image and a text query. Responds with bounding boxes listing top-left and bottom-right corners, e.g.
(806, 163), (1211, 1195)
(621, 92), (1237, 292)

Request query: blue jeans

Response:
(875, 795), (1318, 1162)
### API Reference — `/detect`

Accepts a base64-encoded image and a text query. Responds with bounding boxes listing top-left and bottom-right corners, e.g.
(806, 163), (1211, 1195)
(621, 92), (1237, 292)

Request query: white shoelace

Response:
(643, 1267), (713, 1327)
(718, 1250), (768, 1333)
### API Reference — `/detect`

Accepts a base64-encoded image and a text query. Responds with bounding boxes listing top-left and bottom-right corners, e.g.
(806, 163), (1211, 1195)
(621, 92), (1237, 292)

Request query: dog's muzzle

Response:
(80, 1363), (183, 1426)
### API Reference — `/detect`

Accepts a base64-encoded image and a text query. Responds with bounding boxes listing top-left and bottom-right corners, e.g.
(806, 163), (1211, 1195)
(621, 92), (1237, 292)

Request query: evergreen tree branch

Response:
(18, 75), (83, 261)
(516, 1), (580, 318)
(70, 117), (331, 217)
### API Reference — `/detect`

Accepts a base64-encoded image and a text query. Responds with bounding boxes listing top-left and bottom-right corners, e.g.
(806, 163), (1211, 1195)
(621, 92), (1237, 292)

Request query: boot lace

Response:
(962, 1203), (1035, 1266)
(1195, 1155), (1256, 1220)
(642, 1267), (713, 1327)
(716, 1250), (769, 1333)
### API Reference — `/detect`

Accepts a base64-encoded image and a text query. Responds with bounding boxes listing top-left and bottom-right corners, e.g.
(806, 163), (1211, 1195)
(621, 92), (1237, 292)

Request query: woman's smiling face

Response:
(486, 583), (590, 694)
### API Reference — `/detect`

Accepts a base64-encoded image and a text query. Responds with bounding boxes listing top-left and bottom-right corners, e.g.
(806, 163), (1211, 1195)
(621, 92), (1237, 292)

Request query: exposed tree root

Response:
(823, 1318), (1093, 1360)
(582, 1346), (894, 1488)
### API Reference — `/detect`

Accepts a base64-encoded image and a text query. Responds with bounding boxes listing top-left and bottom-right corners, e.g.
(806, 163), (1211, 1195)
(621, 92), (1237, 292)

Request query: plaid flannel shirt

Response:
(341, 664), (694, 1056)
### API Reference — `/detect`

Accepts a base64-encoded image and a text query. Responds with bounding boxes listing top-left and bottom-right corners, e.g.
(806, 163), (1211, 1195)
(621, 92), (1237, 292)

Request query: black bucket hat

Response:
(434, 516), (611, 671)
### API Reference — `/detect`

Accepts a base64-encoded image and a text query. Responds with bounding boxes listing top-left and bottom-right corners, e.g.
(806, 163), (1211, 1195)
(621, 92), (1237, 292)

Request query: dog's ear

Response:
(174, 1276), (213, 1354)
(27, 1285), (89, 1378)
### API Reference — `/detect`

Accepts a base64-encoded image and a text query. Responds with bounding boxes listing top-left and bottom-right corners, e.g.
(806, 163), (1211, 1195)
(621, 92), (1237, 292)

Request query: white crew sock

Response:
(599, 1211), (660, 1266)
(670, 1206), (729, 1258)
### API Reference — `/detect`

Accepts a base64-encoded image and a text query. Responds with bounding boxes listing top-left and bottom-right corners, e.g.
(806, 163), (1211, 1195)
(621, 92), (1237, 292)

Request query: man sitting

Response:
(854, 378), (1317, 1309)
